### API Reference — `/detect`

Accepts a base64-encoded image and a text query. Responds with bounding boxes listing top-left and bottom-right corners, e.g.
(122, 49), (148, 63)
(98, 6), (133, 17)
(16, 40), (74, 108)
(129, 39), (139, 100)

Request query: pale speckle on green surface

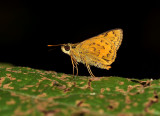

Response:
(0, 65), (160, 116)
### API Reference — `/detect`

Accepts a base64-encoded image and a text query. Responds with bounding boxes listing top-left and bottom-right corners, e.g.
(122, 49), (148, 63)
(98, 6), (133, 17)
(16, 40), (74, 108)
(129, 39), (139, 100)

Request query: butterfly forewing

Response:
(96, 29), (123, 50)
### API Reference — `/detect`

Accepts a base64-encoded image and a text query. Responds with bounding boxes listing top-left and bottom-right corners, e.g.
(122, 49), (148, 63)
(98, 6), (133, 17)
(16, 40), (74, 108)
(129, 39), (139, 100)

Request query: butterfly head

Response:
(61, 43), (71, 55)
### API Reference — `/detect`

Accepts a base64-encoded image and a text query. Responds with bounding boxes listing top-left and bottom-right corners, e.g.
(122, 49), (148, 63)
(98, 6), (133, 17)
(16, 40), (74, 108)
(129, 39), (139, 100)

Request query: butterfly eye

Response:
(64, 45), (70, 51)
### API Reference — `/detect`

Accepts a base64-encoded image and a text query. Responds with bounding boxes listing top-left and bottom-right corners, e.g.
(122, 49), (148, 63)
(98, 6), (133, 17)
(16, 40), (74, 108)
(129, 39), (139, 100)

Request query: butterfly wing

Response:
(99, 28), (123, 50)
(73, 29), (123, 69)
(87, 28), (123, 51)
(75, 36), (116, 68)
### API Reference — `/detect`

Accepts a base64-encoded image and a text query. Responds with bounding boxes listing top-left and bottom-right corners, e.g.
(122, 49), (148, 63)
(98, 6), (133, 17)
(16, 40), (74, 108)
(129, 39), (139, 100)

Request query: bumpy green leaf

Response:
(0, 65), (160, 116)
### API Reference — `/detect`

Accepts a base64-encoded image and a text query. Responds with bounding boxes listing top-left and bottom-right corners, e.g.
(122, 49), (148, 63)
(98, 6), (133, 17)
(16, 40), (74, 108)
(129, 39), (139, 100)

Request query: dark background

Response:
(0, 1), (160, 79)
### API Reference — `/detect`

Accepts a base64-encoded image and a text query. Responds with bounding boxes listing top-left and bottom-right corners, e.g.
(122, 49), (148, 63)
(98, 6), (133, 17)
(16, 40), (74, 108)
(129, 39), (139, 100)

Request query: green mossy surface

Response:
(0, 64), (160, 116)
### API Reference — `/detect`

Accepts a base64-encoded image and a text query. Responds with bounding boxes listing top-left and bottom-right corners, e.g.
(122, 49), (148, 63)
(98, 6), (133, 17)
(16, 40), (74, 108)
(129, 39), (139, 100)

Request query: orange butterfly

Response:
(48, 28), (123, 77)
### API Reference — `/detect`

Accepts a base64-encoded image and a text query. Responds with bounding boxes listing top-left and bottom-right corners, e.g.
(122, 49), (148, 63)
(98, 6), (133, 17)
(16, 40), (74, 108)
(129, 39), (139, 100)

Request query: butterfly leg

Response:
(86, 64), (95, 77)
(73, 58), (78, 76)
(72, 56), (78, 76)
(70, 56), (75, 76)
(71, 56), (79, 77)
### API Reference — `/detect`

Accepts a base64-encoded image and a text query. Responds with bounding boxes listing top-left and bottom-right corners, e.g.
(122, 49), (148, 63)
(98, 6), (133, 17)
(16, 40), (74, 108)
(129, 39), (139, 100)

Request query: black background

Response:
(0, 1), (160, 79)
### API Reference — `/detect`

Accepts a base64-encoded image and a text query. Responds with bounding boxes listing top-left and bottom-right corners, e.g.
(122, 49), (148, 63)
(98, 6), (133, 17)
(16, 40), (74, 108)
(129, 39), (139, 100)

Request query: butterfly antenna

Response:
(47, 44), (65, 52)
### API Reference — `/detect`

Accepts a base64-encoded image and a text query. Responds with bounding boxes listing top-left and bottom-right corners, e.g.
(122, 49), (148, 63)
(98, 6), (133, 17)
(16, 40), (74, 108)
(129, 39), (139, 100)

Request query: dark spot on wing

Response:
(89, 42), (96, 46)
(102, 46), (105, 49)
(91, 47), (96, 51)
(104, 33), (108, 37)
(105, 42), (108, 45)
(100, 40), (104, 43)
(102, 56), (110, 62)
